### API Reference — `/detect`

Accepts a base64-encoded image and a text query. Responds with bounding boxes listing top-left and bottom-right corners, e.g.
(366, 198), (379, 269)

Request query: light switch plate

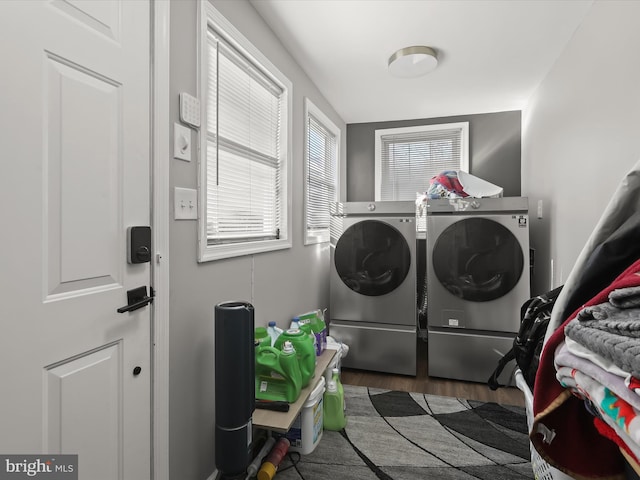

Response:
(174, 123), (191, 161)
(174, 187), (197, 220)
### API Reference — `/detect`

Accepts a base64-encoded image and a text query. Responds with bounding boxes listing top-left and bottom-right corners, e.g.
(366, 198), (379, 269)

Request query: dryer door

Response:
(334, 219), (411, 296)
(431, 217), (524, 302)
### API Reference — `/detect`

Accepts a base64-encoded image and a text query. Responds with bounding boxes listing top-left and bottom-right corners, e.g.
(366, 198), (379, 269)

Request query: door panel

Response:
(46, 54), (121, 296)
(0, 1), (151, 478)
(44, 343), (121, 478)
(52, 0), (121, 40)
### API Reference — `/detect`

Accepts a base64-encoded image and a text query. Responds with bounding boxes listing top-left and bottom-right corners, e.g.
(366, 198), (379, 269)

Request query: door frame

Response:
(152, 2), (171, 479)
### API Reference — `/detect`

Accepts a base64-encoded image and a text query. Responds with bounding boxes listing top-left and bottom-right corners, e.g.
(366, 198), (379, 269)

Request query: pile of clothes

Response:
(532, 160), (640, 480)
(424, 170), (469, 199)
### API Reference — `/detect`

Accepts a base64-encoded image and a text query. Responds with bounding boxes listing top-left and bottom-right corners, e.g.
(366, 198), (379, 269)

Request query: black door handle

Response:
(117, 286), (154, 313)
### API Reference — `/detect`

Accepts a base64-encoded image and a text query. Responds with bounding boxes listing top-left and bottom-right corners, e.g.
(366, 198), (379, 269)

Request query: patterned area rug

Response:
(276, 385), (534, 479)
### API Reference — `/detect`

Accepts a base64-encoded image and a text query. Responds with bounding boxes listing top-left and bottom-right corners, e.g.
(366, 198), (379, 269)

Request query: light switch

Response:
(174, 187), (197, 220)
(174, 123), (191, 161)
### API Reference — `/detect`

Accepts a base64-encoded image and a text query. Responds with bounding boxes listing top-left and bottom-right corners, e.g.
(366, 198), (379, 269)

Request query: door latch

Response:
(127, 226), (151, 264)
(117, 286), (154, 313)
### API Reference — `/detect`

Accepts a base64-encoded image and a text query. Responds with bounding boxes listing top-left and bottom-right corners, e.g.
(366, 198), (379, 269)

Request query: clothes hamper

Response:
(515, 369), (575, 480)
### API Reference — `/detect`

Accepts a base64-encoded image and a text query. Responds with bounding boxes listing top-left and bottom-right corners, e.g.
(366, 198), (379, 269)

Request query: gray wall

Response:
(346, 111), (521, 201)
(522, 0), (640, 296)
(168, 1), (346, 478)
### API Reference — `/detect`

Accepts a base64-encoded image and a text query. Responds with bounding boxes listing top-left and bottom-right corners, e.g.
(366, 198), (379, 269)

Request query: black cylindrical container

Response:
(214, 301), (255, 477)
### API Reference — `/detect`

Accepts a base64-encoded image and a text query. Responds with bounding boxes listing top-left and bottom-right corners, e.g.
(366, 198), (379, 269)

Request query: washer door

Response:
(334, 219), (411, 296)
(432, 217), (524, 302)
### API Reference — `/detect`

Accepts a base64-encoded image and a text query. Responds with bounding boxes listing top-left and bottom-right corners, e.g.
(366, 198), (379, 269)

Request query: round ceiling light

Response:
(388, 46), (438, 78)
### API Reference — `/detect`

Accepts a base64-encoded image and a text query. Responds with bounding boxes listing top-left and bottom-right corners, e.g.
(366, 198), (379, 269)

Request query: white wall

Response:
(522, 0), (640, 295)
(168, 1), (346, 478)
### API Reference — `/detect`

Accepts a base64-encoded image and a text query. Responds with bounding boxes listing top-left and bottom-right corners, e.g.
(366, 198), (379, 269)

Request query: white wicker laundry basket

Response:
(515, 369), (575, 480)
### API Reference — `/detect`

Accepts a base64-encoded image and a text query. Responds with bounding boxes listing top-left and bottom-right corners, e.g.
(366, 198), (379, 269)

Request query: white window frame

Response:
(374, 122), (469, 201)
(304, 98), (340, 245)
(197, 2), (292, 262)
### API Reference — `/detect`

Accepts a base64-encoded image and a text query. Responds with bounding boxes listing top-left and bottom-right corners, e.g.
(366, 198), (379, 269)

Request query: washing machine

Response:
(426, 197), (530, 384)
(330, 201), (416, 376)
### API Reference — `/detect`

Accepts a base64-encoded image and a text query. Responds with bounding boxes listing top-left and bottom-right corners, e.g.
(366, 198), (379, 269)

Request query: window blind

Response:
(305, 113), (337, 243)
(206, 31), (284, 244)
(378, 126), (464, 201)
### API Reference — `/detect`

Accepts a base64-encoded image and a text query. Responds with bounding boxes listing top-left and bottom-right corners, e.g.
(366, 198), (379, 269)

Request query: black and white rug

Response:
(276, 385), (534, 479)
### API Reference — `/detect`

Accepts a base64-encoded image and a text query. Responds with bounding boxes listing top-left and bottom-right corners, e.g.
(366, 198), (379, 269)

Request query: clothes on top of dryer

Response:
(425, 170), (468, 199)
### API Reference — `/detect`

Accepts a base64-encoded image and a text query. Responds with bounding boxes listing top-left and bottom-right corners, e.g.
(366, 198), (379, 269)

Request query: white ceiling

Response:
(249, 0), (594, 124)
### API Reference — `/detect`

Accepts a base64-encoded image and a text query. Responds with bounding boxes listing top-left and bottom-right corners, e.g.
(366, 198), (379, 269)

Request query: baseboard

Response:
(205, 470), (218, 480)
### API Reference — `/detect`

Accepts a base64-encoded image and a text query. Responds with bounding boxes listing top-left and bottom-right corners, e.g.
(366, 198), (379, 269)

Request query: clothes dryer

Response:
(426, 197), (530, 384)
(330, 202), (416, 376)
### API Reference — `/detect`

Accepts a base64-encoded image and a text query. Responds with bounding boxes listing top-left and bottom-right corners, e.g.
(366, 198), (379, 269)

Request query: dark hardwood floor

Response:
(341, 338), (525, 407)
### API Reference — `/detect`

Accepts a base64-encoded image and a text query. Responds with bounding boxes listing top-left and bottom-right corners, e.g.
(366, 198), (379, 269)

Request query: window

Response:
(374, 122), (469, 201)
(304, 99), (340, 245)
(199, 4), (292, 262)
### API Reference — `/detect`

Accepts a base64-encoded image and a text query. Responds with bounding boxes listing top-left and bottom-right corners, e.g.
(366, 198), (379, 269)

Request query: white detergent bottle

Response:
(266, 321), (282, 347)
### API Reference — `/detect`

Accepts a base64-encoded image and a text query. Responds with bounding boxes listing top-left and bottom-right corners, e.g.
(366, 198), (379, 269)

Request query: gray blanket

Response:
(564, 321), (640, 377)
(564, 285), (640, 376)
(576, 303), (640, 337)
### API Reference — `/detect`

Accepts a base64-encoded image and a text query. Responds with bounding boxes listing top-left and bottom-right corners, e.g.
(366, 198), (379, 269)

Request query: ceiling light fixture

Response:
(388, 46), (438, 78)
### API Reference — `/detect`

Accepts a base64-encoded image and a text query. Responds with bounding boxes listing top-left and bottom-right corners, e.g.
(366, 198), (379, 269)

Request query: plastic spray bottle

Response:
(331, 367), (345, 412)
(323, 380), (347, 431)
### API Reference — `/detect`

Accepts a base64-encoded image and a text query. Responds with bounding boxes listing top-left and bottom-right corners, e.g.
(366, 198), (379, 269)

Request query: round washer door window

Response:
(335, 220), (411, 296)
(432, 217), (524, 302)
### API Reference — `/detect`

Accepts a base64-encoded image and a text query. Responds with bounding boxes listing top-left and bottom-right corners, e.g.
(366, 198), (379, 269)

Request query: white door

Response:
(0, 1), (152, 479)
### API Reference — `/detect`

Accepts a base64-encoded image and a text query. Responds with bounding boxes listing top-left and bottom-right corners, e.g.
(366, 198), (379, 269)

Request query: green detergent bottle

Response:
(254, 327), (271, 348)
(298, 310), (327, 355)
(274, 328), (315, 387)
(255, 342), (302, 403)
(323, 380), (346, 431)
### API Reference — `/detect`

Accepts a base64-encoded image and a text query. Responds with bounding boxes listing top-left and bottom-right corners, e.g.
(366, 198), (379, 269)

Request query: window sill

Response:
(304, 232), (329, 246)
(198, 238), (291, 262)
